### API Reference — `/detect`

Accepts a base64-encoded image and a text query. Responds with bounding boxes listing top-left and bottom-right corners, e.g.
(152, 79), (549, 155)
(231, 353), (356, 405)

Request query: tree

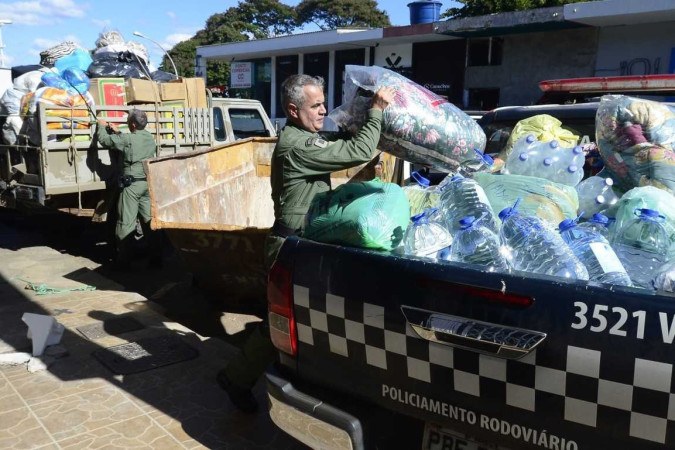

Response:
(442, 0), (595, 19)
(165, 39), (199, 78)
(296, 0), (390, 30)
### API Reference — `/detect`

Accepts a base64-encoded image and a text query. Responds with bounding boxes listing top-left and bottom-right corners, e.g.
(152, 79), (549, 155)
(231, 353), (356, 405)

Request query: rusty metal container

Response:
(145, 137), (400, 305)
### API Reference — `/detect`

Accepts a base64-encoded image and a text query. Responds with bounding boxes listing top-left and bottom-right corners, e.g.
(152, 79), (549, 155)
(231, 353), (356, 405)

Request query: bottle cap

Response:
(572, 146), (584, 155)
(589, 213), (609, 225)
(459, 215), (476, 229)
(543, 157), (553, 166)
(481, 153), (494, 166)
(411, 171), (430, 187)
(604, 178), (614, 187)
(548, 140), (559, 149)
(567, 165), (578, 173)
(595, 194), (605, 205)
(638, 208), (660, 218)
(411, 212), (426, 223)
(518, 152), (528, 161)
(451, 174), (464, 182)
(498, 198), (522, 221)
(558, 218), (577, 232)
(525, 134), (536, 144)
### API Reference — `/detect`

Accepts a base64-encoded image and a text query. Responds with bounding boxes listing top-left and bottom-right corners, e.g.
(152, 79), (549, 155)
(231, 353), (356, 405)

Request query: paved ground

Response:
(0, 210), (305, 449)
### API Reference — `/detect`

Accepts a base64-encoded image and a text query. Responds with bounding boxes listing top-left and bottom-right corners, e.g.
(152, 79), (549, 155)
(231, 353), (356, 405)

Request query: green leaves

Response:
(442, 0), (596, 19)
(296, 0), (390, 30)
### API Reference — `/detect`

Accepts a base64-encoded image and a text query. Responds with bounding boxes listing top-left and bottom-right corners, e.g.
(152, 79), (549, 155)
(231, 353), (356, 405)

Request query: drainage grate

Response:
(77, 317), (145, 340)
(92, 334), (199, 375)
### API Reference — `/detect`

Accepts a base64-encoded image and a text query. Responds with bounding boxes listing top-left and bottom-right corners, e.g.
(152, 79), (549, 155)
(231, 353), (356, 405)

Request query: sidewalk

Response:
(0, 217), (302, 449)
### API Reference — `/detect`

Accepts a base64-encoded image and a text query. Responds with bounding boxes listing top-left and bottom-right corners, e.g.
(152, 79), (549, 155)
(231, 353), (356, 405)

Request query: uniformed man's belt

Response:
(271, 220), (299, 238)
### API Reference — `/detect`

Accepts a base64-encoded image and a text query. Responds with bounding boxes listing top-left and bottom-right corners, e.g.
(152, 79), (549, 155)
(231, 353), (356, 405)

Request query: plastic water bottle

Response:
(458, 148), (495, 177)
(578, 213), (611, 239)
(611, 208), (671, 289)
(559, 218), (632, 286)
(576, 176), (619, 218)
(403, 171), (439, 216)
(542, 144), (586, 186)
(450, 216), (511, 273)
(502, 135), (545, 177)
(402, 210), (453, 260)
(438, 174), (500, 233)
(653, 260), (675, 292)
(498, 201), (589, 280)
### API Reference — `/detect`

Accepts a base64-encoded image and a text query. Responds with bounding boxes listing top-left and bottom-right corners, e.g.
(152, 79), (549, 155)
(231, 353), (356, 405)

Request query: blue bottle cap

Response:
(590, 213), (609, 225)
(459, 215), (476, 229)
(558, 218), (577, 232)
(567, 165), (578, 173)
(451, 174), (464, 182)
(498, 198), (522, 221)
(411, 212), (426, 223)
(481, 153), (494, 166)
(638, 208), (660, 218)
(525, 134), (536, 144)
(572, 146), (584, 155)
(548, 140), (559, 149)
(518, 152), (528, 161)
(543, 157), (553, 166)
(411, 171), (430, 187)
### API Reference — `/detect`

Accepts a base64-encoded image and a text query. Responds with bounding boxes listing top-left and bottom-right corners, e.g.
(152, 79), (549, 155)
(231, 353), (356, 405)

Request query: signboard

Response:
(231, 62), (252, 89)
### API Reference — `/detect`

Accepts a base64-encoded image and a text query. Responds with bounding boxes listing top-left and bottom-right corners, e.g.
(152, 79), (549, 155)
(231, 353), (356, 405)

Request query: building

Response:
(195, 0), (675, 122)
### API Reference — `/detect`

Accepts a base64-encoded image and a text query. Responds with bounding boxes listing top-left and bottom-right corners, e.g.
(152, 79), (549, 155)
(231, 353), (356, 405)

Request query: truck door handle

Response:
(401, 305), (546, 360)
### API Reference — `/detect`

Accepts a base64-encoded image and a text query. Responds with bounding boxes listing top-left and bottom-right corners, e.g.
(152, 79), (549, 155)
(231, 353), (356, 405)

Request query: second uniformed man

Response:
(217, 74), (395, 412)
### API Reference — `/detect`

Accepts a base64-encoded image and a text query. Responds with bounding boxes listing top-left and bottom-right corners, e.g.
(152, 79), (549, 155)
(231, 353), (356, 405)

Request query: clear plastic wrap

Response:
(329, 65), (486, 172)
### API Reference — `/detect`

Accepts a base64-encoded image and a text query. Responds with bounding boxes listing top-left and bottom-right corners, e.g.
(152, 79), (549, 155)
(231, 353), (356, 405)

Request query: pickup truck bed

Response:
(267, 236), (675, 449)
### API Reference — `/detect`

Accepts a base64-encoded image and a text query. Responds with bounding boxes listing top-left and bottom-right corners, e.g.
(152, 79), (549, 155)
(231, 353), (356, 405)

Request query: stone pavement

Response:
(0, 213), (304, 449)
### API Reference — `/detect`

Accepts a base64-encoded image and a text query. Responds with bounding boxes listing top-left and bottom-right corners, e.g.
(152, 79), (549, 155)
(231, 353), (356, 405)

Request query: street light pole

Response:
(0, 19), (13, 69)
(132, 31), (178, 79)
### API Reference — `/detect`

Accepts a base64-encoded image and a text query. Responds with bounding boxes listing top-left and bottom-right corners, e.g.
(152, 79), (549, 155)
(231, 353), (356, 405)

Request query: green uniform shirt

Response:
(271, 108), (383, 231)
(96, 127), (157, 178)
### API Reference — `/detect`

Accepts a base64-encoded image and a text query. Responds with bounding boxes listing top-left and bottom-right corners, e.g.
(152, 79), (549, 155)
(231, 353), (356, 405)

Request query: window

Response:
(468, 37), (503, 67)
(213, 108), (227, 141)
(229, 108), (270, 139)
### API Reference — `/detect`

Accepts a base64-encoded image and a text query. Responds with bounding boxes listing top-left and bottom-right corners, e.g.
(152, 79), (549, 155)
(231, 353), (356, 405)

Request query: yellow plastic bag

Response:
(495, 114), (579, 170)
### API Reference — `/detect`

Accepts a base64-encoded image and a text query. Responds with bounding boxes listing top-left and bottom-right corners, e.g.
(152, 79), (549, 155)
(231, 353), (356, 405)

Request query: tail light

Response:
(268, 260), (297, 356)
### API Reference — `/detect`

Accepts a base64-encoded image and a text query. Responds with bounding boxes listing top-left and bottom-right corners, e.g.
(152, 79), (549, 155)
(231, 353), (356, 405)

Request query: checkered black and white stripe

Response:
(294, 285), (675, 445)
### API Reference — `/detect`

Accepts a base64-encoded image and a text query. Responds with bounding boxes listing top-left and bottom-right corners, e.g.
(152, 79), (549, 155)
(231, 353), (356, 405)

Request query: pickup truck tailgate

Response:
(281, 237), (675, 449)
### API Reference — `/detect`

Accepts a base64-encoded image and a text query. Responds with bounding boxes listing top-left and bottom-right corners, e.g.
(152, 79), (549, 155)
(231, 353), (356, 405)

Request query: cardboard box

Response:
(159, 81), (187, 101)
(125, 78), (160, 104)
(183, 77), (207, 108)
(89, 78), (126, 118)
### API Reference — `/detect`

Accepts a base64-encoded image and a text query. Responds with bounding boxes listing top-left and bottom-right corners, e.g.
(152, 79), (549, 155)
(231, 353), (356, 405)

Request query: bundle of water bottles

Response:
(397, 138), (675, 292)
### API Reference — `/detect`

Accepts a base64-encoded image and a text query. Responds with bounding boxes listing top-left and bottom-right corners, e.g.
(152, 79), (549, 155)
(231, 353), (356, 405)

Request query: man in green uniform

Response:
(97, 109), (162, 269)
(217, 74), (394, 412)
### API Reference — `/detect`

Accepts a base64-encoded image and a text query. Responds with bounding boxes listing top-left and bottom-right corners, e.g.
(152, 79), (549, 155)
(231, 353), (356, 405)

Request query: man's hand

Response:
(371, 86), (396, 111)
(98, 119), (119, 134)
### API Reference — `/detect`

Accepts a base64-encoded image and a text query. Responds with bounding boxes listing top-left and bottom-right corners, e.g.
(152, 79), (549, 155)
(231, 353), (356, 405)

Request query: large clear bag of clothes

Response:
(329, 65), (486, 172)
(304, 179), (410, 251)
(596, 95), (675, 194)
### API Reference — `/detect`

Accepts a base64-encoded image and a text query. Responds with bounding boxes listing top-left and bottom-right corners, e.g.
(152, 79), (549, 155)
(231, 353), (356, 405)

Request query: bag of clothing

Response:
(329, 65), (486, 172)
(474, 172), (579, 226)
(596, 95), (675, 194)
(87, 51), (150, 79)
(304, 179), (410, 251)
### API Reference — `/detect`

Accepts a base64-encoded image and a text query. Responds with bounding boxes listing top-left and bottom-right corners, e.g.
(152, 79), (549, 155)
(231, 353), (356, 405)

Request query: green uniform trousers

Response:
(223, 233), (284, 389)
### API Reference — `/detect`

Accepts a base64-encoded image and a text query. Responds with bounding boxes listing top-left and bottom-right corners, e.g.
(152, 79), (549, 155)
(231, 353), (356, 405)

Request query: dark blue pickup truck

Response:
(265, 235), (675, 449)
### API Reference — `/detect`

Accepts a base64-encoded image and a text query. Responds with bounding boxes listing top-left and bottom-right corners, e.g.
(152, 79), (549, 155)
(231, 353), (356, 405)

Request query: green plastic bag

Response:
(474, 172), (579, 227)
(304, 179), (410, 251)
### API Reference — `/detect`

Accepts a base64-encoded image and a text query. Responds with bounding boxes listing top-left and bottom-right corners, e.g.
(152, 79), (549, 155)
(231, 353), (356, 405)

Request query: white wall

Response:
(374, 44), (413, 72)
(594, 22), (675, 76)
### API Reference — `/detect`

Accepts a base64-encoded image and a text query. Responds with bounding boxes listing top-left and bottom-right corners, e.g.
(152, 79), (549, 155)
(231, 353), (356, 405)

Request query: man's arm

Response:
(96, 119), (125, 150)
(288, 87), (396, 175)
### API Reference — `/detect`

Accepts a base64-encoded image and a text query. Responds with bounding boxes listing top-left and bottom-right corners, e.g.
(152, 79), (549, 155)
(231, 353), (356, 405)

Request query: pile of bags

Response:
(303, 76), (675, 293)
(0, 29), (179, 145)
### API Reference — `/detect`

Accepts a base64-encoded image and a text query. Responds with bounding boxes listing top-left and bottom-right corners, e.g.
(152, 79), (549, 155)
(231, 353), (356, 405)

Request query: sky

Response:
(0, 0), (457, 70)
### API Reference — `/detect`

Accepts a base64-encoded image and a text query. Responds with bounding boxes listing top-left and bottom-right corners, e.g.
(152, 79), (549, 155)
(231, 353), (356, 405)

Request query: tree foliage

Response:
(442, 0), (595, 19)
(296, 0), (390, 30)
